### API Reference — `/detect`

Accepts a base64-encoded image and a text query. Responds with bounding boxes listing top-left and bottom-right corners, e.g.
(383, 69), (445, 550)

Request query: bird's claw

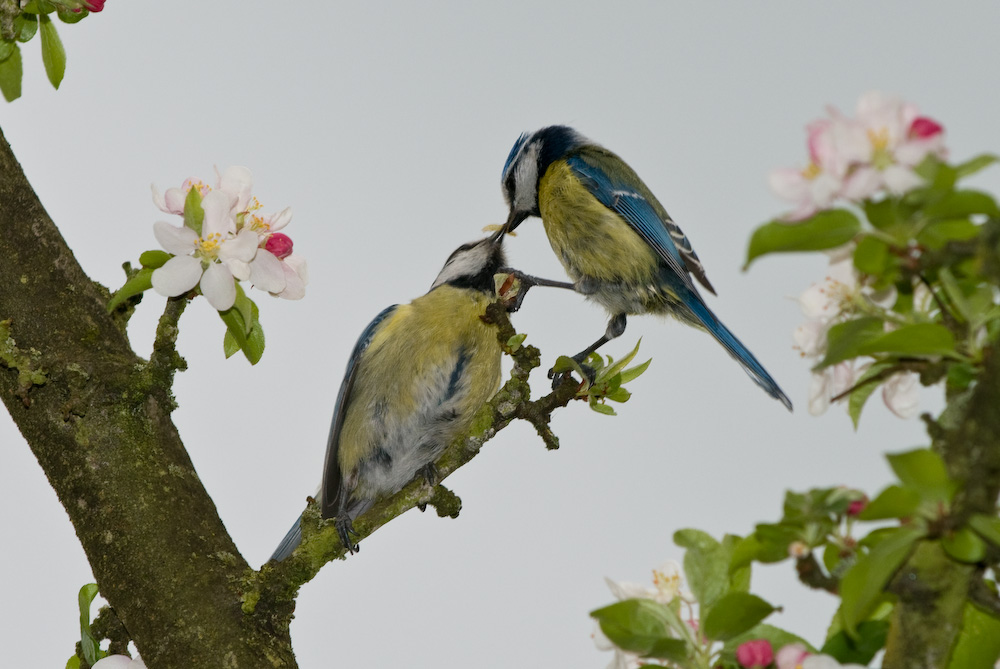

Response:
(547, 362), (596, 391)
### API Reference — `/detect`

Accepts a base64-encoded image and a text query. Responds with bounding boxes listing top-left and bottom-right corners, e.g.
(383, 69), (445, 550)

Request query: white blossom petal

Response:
(842, 167), (881, 201)
(274, 262), (306, 299)
(266, 206), (293, 232)
(218, 166), (254, 212)
(227, 259), (251, 282)
(91, 656), (138, 669)
(249, 249), (286, 293)
(793, 320), (828, 357)
(151, 256), (203, 297)
(808, 371), (832, 416)
(153, 221), (197, 255)
(201, 190), (238, 237)
(201, 262), (237, 311)
(220, 228), (261, 263)
(882, 165), (924, 194)
(883, 372), (920, 418)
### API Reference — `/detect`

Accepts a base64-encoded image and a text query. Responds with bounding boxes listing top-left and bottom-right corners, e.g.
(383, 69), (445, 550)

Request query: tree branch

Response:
(0, 125), (296, 668)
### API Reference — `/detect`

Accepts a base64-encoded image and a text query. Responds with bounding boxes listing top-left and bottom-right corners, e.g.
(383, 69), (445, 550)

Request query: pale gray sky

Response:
(2, 2), (999, 667)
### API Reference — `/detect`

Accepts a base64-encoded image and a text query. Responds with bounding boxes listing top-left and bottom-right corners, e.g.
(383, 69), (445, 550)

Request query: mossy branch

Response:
(246, 300), (581, 613)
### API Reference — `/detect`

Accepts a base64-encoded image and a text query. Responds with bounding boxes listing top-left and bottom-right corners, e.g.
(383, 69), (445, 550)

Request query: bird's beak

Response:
(502, 209), (529, 236)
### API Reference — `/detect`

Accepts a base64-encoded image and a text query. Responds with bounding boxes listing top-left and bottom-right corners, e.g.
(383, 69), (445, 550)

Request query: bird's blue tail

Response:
(270, 515), (303, 562)
(684, 290), (792, 411)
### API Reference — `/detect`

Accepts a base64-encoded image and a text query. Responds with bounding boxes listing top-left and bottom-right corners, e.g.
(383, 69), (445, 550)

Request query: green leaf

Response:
(745, 209), (861, 269)
(223, 328), (239, 359)
(815, 317), (884, 369)
(941, 527), (986, 564)
(218, 298), (265, 364)
(232, 283), (254, 335)
(77, 583), (101, 666)
(863, 198), (902, 232)
(590, 600), (689, 661)
(917, 219), (980, 250)
(969, 514), (1000, 548)
(13, 14), (39, 42)
(66, 655), (81, 669)
(183, 186), (205, 235)
(863, 323), (957, 358)
(857, 485), (921, 521)
(913, 156), (957, 191)
(847, 361), (895, 429)
(702, 592), (776, 641)
(0, 43), (22, 102)
(107, 267), (153, 312)
(821, 620), (889, 664)
(57, 6), (90, 23)
(853, 236), (891, 275)
(674, 529), (728, 609)
(38, 15), (65, 89)
(949, 602), (1000, 669)
(618, 357), (651, 384)
(0, 40), (14, 63)
(954, 153), (999, 180)
(924, 190), (1000, 219)
(139, 249), (171, 269)
(505, 333), (526, 353)
(839, 527), (924, 635)
(747, 524), (801, 563)
(589, 400), (616, 415)
(887, 448), (957, 504)
(938, 268), (972, 323)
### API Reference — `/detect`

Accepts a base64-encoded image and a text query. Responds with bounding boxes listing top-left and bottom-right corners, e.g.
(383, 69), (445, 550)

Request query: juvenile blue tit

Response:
(272, 233), (507, 560)
(500, 125), (792, 410)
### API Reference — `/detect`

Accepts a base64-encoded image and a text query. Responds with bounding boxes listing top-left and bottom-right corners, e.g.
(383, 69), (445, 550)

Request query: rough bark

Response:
(0, 126), (296, 668)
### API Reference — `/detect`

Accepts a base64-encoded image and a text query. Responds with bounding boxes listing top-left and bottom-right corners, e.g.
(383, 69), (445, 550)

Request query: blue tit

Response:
(499, 125), (792, 410)
(271, 233), (507, 560)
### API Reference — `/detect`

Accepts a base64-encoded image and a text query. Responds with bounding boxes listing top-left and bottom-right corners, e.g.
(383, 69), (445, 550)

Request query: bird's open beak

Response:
(502, 209), (529, 236)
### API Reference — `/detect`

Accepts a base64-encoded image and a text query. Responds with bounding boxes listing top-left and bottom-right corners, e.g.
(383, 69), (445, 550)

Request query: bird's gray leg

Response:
(416, 463), (439, 512)
(549, 313), (627, 388)
(336, 516), (360, 554)
(497, 267), (576, 312)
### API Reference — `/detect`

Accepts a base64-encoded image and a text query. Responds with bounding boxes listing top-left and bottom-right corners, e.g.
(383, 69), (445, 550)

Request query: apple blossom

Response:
(151, 190), (258, 311)
(151, 178), (211, 216)
(772, 91), (947, 218)
(736, 639), (774, 668)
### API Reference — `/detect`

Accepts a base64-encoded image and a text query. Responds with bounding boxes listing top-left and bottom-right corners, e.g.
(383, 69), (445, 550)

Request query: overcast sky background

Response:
(2, 2), (999, 667)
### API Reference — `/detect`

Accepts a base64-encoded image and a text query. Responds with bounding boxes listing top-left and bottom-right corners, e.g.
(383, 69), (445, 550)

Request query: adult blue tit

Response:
(271, 233), (507, 560)
(499, 125), (792, 410)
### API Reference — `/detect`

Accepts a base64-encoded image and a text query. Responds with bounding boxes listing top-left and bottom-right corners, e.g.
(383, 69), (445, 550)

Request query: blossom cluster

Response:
(793, 247), (925, 417)
(769, 91), (946, 221)
(592, 561), (695, 669)
(150, 167), (307, 312)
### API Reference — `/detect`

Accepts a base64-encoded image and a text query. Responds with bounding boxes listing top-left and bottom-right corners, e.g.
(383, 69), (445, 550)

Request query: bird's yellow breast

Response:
(336, 286), (501, 475)
(538, 160), (660, 284)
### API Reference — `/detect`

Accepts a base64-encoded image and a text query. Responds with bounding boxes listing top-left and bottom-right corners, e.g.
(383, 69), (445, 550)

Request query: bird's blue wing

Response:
(320, 304), (399, 520)
(566, 155), (715, 295)
(270, 304), (399, 562)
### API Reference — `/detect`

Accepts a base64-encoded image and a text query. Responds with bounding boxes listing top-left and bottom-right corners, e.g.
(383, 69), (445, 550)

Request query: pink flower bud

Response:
(83, 0), (105, 10)
(265, 233), (294, 260)
(909, 116), (943, 139)
(736, 639), (774, 668)
(847, 497), (868, 516)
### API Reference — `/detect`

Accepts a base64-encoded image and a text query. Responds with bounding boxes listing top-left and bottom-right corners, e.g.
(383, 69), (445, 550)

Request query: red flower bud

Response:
(909, 116), (943, 139)
(736, 639), (774, 668)
(265, 233), (294, 260)
(847, 497), (868, 516)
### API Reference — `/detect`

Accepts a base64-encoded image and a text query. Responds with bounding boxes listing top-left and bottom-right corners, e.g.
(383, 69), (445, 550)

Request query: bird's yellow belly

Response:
(538, 161), (659, 286)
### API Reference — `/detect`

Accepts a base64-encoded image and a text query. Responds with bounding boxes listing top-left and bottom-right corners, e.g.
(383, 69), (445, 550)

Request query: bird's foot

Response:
(547, 362), (596, 391)
(416, 463), (439, 512)
(336, 517), (360, 554)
